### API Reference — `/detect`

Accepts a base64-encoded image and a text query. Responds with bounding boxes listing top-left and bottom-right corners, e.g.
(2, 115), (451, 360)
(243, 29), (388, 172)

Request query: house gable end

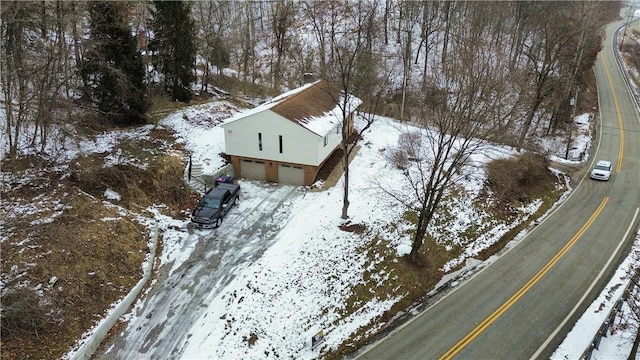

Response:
(222, 80), (361, 138)
(222, 109), (321, 138)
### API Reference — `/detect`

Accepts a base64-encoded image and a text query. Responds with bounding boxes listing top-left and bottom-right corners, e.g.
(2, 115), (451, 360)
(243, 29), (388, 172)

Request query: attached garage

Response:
(278, 164), (305, 185)
(241, 159), (266, 181)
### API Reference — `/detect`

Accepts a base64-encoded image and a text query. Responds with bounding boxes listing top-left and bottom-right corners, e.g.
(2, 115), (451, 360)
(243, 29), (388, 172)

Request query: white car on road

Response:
(590, 160), (612, 181)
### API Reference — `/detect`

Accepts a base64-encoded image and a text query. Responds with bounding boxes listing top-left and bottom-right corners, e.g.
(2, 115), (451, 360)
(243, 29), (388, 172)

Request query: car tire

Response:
(215, 218), (222, 228)
(234, 196), (239, 205)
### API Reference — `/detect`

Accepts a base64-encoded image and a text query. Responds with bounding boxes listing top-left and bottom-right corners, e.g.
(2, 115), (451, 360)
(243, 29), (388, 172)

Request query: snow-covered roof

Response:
(223, 80), (362, 136)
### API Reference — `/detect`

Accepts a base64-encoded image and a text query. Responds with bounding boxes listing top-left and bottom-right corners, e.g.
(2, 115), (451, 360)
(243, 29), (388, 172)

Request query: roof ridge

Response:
(274, 79), (323, 109)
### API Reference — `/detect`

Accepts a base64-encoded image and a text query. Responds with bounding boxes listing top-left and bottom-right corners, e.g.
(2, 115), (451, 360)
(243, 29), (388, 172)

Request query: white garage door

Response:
(241, 160), (266, 181)
(278, 164), (305, 185)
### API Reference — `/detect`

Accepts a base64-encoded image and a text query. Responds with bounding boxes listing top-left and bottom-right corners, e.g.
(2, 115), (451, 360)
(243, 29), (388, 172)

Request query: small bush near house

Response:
(388, 131), (423, 170)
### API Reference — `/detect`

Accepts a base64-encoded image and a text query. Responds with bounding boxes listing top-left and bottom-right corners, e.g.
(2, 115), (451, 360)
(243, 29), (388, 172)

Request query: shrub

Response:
(388, 131), (423, 169)
(388, 148), (408, 170)
(485, 153), (556, 205)
(1, 287), (55, 339)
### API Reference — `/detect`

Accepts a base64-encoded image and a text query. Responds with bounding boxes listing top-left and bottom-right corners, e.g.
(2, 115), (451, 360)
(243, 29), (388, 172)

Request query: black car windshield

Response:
(200, 197), (222, 209)
(595, 164), (610, 171)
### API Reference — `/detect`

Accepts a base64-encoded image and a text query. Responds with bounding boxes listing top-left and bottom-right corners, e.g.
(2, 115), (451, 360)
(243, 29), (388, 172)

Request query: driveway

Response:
(97, 181), (304, 359)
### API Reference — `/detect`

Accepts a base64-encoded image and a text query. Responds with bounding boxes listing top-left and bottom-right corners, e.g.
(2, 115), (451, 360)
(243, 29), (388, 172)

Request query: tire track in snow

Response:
(98, 183), (302, 359)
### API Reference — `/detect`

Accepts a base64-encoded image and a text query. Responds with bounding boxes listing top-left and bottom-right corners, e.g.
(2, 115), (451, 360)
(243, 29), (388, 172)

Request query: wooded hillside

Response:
(1, 1), (621, 161)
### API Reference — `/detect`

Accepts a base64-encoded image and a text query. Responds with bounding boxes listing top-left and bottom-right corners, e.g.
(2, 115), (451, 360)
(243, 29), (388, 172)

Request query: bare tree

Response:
(397, 0), (421, 121)
(270, 0), (295, 90)
(330, 2), (366, 220)
(302, 1), (330, 79)
(193, 1), (213, 93)
(1, 1), (31, 160)
(1, 0), (77, 160)
(384, 34), (508, 263)
(515, 2), (587, 151)
(235, 1), (257, 83)
(508, 2), (531, 71)
(415, 0), (444, 87)
(323, 0), (391, 220)
(193, 0), (232, 93)
(383, 0), (393, 45)
(547, 2), (605, 138)
(440, 0), (454, 66)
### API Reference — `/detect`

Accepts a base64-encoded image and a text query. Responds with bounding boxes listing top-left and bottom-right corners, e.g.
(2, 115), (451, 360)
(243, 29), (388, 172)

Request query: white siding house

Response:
(221, 80), (361, 185)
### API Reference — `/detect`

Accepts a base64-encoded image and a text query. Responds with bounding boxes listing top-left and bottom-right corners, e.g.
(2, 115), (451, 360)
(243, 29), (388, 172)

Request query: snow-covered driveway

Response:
(98, 181), (304, 359)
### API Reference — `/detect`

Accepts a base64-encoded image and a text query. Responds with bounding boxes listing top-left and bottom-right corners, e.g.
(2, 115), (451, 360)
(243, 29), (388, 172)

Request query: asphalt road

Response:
(95, 182), (303, 359)
(357, 17), (640, 360)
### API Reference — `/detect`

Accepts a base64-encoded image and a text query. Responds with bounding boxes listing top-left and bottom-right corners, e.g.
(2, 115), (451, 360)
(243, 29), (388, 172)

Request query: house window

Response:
(258, 133), (262, 151)
(279, 135), (283, 153)
(323, 135), (328, 146)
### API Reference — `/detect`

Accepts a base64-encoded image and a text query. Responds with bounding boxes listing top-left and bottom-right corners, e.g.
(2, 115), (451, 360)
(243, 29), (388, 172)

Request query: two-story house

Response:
(221, 80), (362, 185)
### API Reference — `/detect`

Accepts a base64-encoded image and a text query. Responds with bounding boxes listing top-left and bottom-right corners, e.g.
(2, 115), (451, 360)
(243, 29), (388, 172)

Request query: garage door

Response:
(278, 164), (305, 185)
(241, 160), (266, 181)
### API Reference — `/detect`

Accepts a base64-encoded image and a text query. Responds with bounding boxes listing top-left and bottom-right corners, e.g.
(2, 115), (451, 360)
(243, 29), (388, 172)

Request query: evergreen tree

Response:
(150, 1), (196, 102)
(211, 35), (230, 76)
(81, 2), (149, 126)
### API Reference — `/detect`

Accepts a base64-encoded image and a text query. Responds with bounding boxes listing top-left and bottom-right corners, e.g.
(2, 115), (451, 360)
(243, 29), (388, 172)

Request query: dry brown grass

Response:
(322, 232), (450, 360)
(1, 135), (195, 359)
(69, 155), (195, 216)
(209, 74), (275, 99)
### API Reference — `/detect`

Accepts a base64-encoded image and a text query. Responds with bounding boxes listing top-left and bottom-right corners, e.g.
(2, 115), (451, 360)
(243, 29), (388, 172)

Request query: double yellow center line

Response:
(440, 197), (609, 360)
(601, 56), (625, 172)
(441, 44), (626, 359)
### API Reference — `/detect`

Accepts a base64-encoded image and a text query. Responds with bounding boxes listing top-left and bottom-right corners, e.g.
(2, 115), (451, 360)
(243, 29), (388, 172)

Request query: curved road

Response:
(358, 16), (640, 360)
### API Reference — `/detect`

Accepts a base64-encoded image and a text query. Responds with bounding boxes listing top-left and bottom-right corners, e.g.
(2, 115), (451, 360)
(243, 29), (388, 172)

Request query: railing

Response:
(184, 154), (234, 194)
(580, 280), (636, 360)
(614, 17), (640, 113)
(580, 18), (640, 360)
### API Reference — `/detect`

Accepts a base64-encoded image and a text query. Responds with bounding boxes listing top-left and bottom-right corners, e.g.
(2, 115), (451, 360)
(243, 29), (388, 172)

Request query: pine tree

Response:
(81, 1), (149, 126)
(150, 1), (196, 102)
(211, 35), (230, 76)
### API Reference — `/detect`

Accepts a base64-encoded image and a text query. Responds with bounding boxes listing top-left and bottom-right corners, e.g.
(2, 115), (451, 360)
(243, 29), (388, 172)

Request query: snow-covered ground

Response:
(553, 232), (640, 360)
(162, 109), (535, 358)
(2, 5), (638, 359)
(60, 96), (640, 360)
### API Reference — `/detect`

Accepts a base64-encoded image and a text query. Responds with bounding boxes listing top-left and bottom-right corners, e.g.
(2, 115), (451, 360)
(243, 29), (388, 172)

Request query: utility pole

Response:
(620, 5), (635, 52)
(565, 86), (579, 160)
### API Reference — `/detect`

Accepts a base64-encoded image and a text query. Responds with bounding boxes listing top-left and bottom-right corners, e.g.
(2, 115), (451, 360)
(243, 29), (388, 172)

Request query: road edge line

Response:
(355, 173), (592, 360)
(532, 207), (640, 360)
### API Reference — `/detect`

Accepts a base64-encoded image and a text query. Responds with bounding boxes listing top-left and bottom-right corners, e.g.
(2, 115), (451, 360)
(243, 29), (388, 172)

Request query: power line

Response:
(597, 124), (640, 134)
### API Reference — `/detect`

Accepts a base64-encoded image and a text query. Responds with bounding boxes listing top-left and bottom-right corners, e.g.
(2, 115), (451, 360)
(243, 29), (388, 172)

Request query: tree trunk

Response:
(409, 209), (427, 262)
(628, 326), (640, 360)
(441, 1), (451, 65)
(341, 142), (350, 219)
(384, 0), (390, 45)
(517, 96), (542, 152)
